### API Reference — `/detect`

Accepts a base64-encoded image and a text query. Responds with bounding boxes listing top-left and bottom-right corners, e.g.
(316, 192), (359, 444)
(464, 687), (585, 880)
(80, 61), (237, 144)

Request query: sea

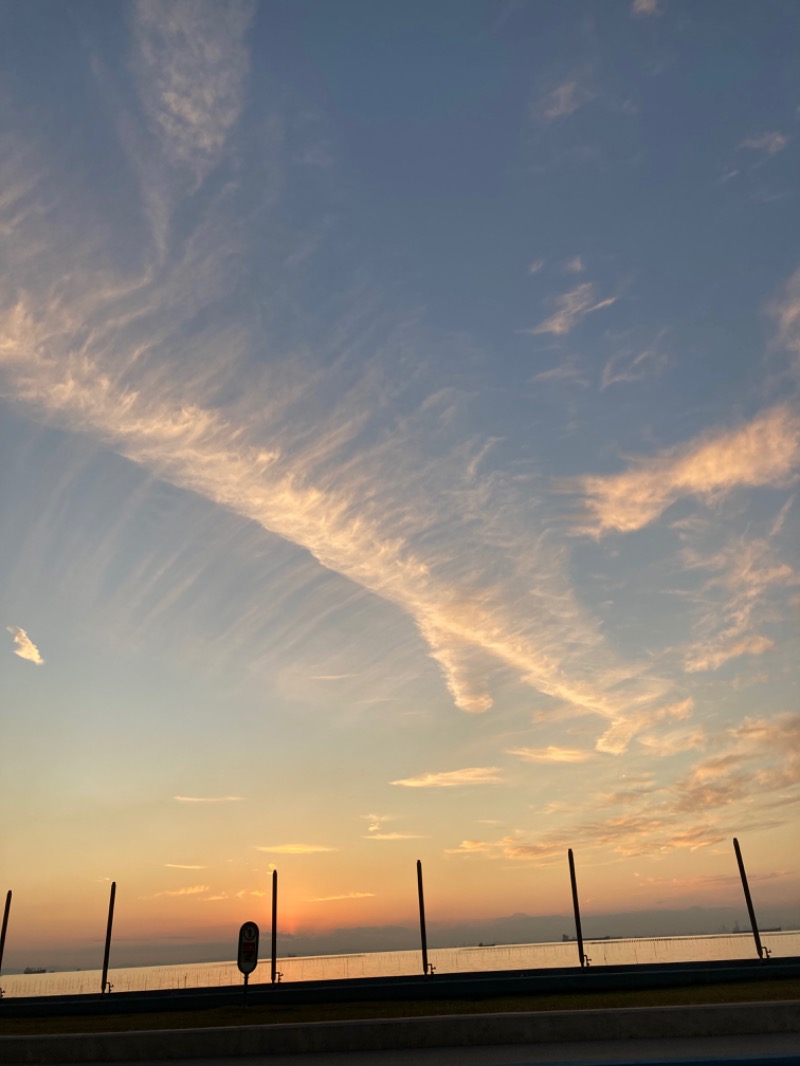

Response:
(2, 930), (798, 998)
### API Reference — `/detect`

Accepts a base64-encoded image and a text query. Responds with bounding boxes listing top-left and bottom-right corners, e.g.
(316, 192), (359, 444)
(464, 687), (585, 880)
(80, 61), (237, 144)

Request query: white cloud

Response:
(391, 767), (503, 788)
(164, 863), (208, 869)
(254, 843), (336, 854)
(7, 625), (44, 665)
(632, 0), (661, 16)
(739, 132), (789, 158)
(132, 0), (256, 180)
(173, 795), (244, 803)
(770, 267), (800, 370)
(601, 342), (667, 390)
(528, 259), (545, 274)
(531, 359), (589, 388)
(524, 283), (617, 337)
(533, 82), (593, 122)
(572, 405), (800, 536)
(564, 256), (585, 274)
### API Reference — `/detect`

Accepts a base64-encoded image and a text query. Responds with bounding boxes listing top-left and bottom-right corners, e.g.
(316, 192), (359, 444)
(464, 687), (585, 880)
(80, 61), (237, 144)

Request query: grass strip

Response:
(1, 977), (798, 1037)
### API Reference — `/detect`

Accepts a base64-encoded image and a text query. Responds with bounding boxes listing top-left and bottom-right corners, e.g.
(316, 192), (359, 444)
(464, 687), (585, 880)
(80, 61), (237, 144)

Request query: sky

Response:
(1, 0), (799, 972)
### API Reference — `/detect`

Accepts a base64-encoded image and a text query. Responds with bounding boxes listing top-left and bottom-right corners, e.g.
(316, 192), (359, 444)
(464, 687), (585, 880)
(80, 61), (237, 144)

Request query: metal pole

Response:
(0, 891), (11, 975)
(733, 838), (765, 959)
(271, 869), (278, 984)
(101, 881), (116, 993)
(416, 859), (429, 975)
(568, 849), (586, 968)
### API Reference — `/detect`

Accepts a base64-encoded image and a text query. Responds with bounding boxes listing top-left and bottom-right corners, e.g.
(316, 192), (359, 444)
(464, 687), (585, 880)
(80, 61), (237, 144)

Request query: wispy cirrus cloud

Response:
(448, 712), (800, 864)
(365, 832), (427, 841)
(363, 813), (393, 834)
(636, 727), (707, 757)
(522, 283), (617, 337)
(600, 340), (667, 390)
(391, 767), (503, 788)
(0, 76), (682, 754)
(0, 278), (673, 748)
(7, 624), (44, 664)
(571, 405), (800, 536)
(254, 843), (336, 854)
(174, 795), (244, 803)
(739, 132), (789, 159)
(139, 884), (209, 899)
(532, 359), (589, 388)
(681, 535), (797, 674)
(532, 81), (593, 123)
(164, 863), (208, 869)
(132, 0), (256, 181)
(507, 746), (596, 764)
(636, 870), (784, 890)
(770, 266), (800, 370)
(631, 0), (661, 16)
(361, 813), (424, 840)
(685, 634), (774, 674)
(306, 891), (375, 902)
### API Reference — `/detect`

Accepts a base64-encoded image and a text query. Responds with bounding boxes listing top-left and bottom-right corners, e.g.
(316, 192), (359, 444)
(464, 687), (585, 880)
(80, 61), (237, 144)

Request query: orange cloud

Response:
(306, 892), (375, 902)
(139, 884), (209, 899)
(391, 767), (503, 788)
(254, 844), (336, 854)
(684, 634), (774, 673)
(7, 625), (44, 665)
(573, 405), (800, 536)
(507, 746), (596, 763)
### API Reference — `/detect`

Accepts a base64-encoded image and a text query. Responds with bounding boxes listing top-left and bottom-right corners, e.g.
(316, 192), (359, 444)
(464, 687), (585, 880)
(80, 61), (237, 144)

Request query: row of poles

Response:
(0, 837), (770, 993)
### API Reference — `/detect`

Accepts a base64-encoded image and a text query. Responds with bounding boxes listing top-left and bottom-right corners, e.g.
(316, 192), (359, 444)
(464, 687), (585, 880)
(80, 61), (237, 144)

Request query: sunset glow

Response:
(1, 0), (799, 972)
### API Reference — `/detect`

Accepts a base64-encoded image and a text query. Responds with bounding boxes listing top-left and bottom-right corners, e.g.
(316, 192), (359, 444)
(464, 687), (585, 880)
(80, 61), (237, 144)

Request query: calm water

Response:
(2, 930), (797, 998)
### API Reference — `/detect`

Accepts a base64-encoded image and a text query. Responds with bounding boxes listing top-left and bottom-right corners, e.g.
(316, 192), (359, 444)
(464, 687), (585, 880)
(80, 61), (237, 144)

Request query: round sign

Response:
(237, 921), (260, 975)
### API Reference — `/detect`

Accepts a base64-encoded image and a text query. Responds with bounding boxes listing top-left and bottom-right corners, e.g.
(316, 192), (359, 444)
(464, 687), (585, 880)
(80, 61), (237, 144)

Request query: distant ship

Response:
(23, 966), (47, 974)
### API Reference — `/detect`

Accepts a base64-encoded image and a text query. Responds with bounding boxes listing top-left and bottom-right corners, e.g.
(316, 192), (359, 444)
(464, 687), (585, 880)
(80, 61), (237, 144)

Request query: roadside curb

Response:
(2, 1000), (799, 1063)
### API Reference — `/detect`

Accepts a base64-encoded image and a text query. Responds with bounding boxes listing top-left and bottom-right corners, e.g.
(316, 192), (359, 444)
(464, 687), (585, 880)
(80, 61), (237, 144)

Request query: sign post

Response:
(237, 921), (260, 991)
(101, 882), (116, 993)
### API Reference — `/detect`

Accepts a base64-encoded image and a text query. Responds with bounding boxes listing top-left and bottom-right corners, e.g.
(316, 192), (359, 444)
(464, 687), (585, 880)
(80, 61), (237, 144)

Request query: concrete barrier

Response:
(2, 1000), (799, 1063)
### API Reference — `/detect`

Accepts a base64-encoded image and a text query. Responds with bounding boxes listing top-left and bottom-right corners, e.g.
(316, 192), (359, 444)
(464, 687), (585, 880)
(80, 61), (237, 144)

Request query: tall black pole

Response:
(733, 838), (764, 960)
(568, 849), (586, 968)
(271, 869), (278, 984)
(101, 881), (116, 993)
(0, 890), (11, 975)
(416, 859), (429, 975)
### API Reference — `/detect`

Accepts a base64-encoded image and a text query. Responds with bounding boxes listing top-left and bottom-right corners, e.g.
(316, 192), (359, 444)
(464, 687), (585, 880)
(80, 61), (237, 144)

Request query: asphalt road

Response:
(38, 1031), (800, 1066)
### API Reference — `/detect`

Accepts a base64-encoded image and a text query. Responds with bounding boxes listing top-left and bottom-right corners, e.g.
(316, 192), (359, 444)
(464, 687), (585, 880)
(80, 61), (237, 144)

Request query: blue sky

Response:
(1, 0), (799, 968)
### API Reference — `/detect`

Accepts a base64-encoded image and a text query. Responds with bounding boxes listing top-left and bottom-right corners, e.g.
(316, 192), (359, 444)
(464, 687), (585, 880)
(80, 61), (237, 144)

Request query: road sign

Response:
(237, 921), (259, 976)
